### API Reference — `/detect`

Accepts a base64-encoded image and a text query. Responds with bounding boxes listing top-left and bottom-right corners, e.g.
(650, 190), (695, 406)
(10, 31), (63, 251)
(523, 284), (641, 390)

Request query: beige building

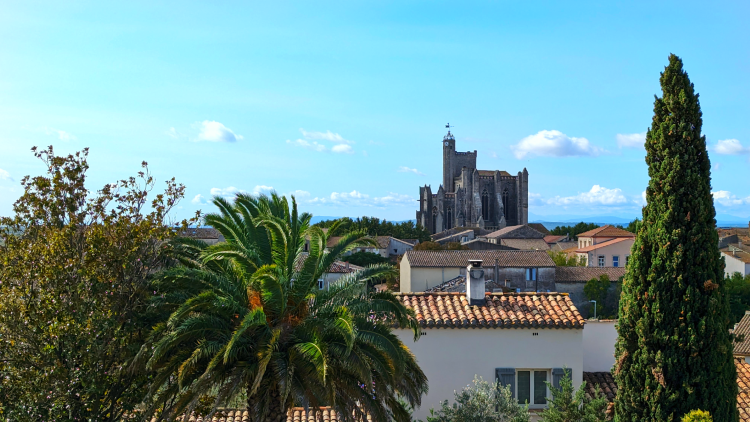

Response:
(396, 286), (585, 420)
(574, 225), (635, 267)
(399, 249), (555, 293)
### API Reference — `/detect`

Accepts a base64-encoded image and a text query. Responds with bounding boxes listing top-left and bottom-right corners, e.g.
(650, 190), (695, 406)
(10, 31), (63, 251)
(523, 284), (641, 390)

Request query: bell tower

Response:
(442, 124), (455, 192)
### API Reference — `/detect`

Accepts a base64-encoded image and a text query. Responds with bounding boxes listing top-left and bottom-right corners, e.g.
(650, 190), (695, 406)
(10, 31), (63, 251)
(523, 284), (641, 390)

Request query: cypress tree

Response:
(613, 54), (738, 421)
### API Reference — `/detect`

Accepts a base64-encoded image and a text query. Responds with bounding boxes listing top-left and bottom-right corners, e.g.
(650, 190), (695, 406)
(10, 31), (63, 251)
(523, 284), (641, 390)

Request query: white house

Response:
(395, 260), (585, 420)
(721, 243), (750, 277)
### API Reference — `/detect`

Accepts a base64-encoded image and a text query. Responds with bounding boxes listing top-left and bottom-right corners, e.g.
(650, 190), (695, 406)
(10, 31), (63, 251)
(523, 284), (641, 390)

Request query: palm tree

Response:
(141, 193), (427, 422)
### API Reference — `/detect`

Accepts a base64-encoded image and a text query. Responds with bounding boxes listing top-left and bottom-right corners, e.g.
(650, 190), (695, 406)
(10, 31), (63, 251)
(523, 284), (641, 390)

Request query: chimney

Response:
(466, 259), (485, 306)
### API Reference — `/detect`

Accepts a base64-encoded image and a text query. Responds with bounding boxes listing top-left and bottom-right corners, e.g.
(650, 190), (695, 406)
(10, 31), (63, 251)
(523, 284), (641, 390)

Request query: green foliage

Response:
(549, 222), (599, 239)
(584, 275), (610, 317)
(342, 250), (391, 266)
(725, 272), (750, 324)
(615, 219), (641, 234)
(314, 216), (431, 242)
(423, 376), (530, 422)
(614, 55), (738, 421)
(0, 147), (197, 421)
(540, 370), (608, 422)
(548, 250), (585, 267)
(143, 193), (427, 422)
(682, 410), (712, 422)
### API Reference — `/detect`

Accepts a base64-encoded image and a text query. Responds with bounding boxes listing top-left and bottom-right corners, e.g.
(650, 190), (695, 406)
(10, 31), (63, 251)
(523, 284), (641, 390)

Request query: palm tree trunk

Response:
(247, 386), (287, 422)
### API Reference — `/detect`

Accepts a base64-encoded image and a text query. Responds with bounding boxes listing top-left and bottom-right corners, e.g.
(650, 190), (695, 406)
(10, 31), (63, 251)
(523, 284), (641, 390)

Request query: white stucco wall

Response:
(582, 320), (617, 372)
(390, 239), (414, 256)
(395, 328), (584, 420)
(723, 252), (750, 277)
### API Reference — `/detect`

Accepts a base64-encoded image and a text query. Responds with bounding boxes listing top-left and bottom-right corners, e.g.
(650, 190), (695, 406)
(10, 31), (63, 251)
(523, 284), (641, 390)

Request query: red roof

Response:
(575, 237), (633, 253)
(577, 225), (635, 239)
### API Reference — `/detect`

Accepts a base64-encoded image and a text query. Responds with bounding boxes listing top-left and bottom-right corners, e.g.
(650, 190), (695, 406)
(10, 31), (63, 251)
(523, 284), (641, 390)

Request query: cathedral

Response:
(416, 128), (528, 234)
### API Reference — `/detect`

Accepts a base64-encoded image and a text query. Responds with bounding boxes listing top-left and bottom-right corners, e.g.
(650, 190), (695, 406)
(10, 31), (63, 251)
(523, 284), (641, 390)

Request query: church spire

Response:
(444, 123), (454, 141)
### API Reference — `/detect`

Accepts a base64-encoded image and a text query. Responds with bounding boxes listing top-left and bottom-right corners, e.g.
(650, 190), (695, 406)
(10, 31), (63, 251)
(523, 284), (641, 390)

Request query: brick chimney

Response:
(466, 259), (485, 306)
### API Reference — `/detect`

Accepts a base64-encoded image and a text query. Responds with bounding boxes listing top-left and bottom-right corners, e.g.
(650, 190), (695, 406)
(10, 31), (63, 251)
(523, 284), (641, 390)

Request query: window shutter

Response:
(552, 367), (571, 390)
(496, 368), (516, 398)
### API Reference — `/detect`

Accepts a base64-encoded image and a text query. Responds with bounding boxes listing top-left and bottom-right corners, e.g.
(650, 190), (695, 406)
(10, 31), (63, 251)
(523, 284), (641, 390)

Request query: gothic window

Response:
(432, 206), (438, 233)
(481, 189), (490, 221)
(502, 188), (510, 219)
(446, 207), (453, 230)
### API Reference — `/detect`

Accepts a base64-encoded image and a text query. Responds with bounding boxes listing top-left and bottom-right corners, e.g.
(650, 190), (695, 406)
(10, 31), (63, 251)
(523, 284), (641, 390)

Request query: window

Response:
(304, 242), (309, 252)
(497, 368), (549, 407)
(502, 188), (509, 219)
(481, 189), (491, 221)
(598, 255), (605, 267)
(446, 207), (453, 230)
(612, 256), (619, 267)
(461, 236), (468, 243)
(525, 268), (537, 281)
(432, 207), (438, 233)
(625, 255), (630, 266)
(318, 278), (325, 290)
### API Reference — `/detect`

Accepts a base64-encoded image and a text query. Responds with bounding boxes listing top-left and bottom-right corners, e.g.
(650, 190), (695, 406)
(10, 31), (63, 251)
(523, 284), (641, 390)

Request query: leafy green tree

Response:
(548, 251), (585, 267)
(0, 147), (196, 421)
(614, 55), (738, 421)
(549, 222), (599, 239)
(424, 376), (530, 422)
(725, 272), (750, 323)
(342, 250), (391, 266)
(314, 216), (431, 242)
(682, 410), (712, 422)
(143, 193), (427, 422)
(584, 275), (610, 318)
(540, 370), (608, 422)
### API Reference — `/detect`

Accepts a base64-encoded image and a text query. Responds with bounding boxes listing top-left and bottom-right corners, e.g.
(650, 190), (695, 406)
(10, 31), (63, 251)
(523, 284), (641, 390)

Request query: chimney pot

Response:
(466, 259), (485, 306)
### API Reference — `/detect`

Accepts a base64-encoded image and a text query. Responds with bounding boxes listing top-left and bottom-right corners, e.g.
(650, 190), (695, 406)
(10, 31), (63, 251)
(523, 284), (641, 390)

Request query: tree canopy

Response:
(314, 216), (431, 242)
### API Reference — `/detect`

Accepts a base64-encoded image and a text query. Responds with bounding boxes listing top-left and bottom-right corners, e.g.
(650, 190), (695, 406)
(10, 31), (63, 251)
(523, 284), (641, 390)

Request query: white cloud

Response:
(210, 186), (246, 198)
(511, 130), (605, 159)
(287, 139), (327, 152)
(308, 190), (415, 208)
(0, 168), (12, 181)
(528, 192), (544, 206)
(299, 129), (353, 144)
(713, 139), (749, 155)
(288, 190), (310, 199)
(166, 127), (180, 139)
(712, 190), (750, 207)
(616, 132), (646, 149)
(197, 121), (243, 143)
(547, 185), (628, 206)
(289, 128), (356, 153)
(41, 127), (76, 141)
(639, 190), (647, 206)
(191, 194), (207, 205)
(252, 185), (275, 195)
(397, 166), (425, 176)
(331, 144), (354, 154)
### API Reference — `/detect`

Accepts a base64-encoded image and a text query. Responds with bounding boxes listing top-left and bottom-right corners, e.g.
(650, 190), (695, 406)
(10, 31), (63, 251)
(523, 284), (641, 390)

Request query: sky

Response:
(1, 1), (749, 223)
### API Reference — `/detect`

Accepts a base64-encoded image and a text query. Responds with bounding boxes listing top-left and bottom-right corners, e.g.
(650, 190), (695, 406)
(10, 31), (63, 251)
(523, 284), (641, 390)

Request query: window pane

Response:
(517, 371), (530, 404)
(534, 371), (547, 404)
(613, 256), (619, 267)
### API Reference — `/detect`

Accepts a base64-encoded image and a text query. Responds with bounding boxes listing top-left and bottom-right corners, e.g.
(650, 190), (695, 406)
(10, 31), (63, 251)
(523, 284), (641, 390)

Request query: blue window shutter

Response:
(496, 368), (516, 398)
(552, 367), (571, 390)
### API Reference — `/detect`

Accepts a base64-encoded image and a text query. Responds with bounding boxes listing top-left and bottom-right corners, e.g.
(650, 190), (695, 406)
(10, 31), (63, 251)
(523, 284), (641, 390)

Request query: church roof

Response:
(477, 170), (513, 177)
(485, 224), (546, 240)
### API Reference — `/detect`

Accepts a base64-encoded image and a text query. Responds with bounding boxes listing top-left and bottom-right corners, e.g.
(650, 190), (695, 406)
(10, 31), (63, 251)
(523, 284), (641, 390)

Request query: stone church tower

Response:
(416, 127), (528, 234)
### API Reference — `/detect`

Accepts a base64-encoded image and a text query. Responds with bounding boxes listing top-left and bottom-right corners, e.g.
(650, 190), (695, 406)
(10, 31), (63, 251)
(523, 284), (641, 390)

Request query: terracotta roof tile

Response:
(577, 225), (635, 239)
(583, 372), (617, 401)
(404, 250), (555, 268)
(735, 312), (750, 356)
(722, 244), (750, 264)
(528, 223), (551, 235)
(397, 292), (585, 329)
(544, 235), (566, 244)
(498, 238), (550, 250)
(159, 407), (371, 422)
(555, 267), (627, 283)
(575, 237), (633, 253)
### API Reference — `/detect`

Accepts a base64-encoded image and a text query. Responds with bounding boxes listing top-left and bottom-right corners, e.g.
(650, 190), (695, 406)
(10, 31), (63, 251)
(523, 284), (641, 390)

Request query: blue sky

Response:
(1, 1), (749, 223)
